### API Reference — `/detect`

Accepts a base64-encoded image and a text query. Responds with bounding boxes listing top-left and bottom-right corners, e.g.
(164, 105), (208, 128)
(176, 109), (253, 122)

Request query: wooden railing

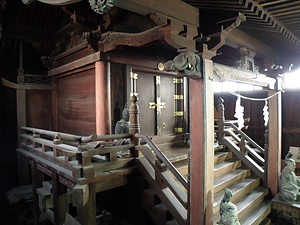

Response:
(135, 133), (188, 225)
(19, 126), (135, 182)
(217, 99), (267, 184)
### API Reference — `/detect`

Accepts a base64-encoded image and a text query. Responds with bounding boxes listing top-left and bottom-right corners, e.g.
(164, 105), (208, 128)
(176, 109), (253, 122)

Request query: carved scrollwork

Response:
(88, 0), (116, 14)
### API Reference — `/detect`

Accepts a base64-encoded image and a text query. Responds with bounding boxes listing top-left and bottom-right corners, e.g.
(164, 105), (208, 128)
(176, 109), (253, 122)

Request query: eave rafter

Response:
(184, 0), (300, 47)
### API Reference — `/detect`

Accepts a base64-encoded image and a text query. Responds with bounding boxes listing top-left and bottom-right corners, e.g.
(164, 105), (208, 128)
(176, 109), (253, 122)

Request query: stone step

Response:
(214, 168), (251, 194)
(213, 177), (260, 215)
(214, 158), (242, 178)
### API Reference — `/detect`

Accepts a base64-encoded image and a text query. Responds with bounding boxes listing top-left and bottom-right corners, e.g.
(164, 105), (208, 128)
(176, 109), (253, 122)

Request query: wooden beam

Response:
(225, 28), (278, 61)
(1, 78), (53, 90)
(99, 26), (164, 52)
(116, 0), (199, 27)
(48, 52), (101, 76)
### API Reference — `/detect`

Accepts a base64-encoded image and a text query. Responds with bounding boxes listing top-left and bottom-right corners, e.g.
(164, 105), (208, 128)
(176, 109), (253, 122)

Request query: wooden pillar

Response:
(52, 172), (69, 225)
(17, 89), (26, 139)
(129, 95), (140, 157)
(30, 160), (39, 225)
(217, 98), (225, 145)
(73, 184), (96, 225)
(267, 88), (282, 195)
(95, 61), (111, 135)
(52, 78), (59, 131)
(189, 59), (215, 225)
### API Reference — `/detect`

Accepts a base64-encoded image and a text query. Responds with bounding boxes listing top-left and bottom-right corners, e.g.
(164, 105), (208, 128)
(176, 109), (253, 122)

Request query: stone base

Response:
(271, 193), (300, 225)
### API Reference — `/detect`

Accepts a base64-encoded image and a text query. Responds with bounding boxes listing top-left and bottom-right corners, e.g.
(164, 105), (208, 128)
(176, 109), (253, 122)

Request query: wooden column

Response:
(267, 88), (282, 195)
(52, 172), (69, 225)
(95, 61), (110, 135)
(129, 95), (140, 157)
(189, 59), (215, 225)
(73, 184), (96, 225)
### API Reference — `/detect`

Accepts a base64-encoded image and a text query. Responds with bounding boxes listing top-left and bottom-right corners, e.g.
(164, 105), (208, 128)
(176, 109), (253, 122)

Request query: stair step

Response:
(214, 151), (233, 164)
(212, 188), (270, 224)
(236, 186), (269, 221)
(239, 201), (271, 225)
(214, 158), (242, 178)
(214, 168), (251, 194)
(213, 177), (260, 215)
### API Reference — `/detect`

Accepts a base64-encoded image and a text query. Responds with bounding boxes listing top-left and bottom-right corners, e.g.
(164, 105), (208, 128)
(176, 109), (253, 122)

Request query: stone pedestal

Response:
(271, 194), (300, 225)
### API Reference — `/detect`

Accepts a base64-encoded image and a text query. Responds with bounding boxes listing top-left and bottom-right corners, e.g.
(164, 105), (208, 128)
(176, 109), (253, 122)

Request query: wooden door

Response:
(135, 72), (184, 136)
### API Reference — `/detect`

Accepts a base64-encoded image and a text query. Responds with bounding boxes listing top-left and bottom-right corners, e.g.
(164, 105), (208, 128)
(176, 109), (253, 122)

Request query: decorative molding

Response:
(213, 63), (276, 89)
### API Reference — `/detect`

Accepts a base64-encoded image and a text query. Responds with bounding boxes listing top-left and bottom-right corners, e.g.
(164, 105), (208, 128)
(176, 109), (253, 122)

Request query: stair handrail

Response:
(225, 122), (265, 154)
(135, 133), (188, 190)
(217, 98), (267, 183)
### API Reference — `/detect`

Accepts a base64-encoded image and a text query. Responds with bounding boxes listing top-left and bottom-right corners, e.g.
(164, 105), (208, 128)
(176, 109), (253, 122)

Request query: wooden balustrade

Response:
(135, 133), (188, 225)
(19, 127), (135, 182)
(217, 98), (267, 184)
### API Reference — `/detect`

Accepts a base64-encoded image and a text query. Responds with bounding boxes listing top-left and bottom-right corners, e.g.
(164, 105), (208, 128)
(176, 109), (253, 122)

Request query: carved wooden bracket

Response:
(98, 26), (164, 52)
(151, 13), (199, 51)
(158, 49), (202, 79)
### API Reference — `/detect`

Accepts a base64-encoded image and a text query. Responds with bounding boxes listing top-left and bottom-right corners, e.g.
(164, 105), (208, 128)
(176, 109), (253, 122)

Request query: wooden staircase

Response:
(135, 133), (272, 225)
(213, 147), (272, 225)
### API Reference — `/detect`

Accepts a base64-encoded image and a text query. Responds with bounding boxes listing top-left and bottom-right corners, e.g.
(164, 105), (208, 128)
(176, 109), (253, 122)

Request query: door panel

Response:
(159, 76), (175, 135)
(135, 72), (179, 136)
(136, 73), (156, 135)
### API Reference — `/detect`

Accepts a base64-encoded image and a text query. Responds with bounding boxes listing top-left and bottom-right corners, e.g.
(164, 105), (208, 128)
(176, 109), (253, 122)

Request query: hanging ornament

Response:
(234, 95), (244, 129)
(263, 100), (269, 126)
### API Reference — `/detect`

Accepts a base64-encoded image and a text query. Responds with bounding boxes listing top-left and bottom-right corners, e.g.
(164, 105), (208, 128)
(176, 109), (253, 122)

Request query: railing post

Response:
(129, 95), (140, 157)
(155, 157), (168, 189)
(218, 98), (225, 144)
(240, 136), (246, 154)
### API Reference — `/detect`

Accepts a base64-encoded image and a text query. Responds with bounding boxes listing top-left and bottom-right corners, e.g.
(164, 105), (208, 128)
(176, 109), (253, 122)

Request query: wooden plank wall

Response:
(26, 90), (52, 130)
(58, 68), (96, 135)
(282, 91), (300, 157)
(110, 63), (127, 133)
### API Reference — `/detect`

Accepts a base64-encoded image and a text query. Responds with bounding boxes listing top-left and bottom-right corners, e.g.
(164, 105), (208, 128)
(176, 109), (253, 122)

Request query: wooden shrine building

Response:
(1, 0), (300, 225)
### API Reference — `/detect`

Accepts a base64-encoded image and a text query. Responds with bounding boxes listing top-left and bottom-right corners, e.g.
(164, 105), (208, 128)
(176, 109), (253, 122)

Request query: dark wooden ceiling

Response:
(184, 0), (300, 64)
(1, 0), (300, 76)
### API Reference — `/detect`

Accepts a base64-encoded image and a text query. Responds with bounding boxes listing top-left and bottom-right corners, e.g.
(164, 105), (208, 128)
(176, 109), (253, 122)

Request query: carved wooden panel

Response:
(58, 68), (96, 135)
